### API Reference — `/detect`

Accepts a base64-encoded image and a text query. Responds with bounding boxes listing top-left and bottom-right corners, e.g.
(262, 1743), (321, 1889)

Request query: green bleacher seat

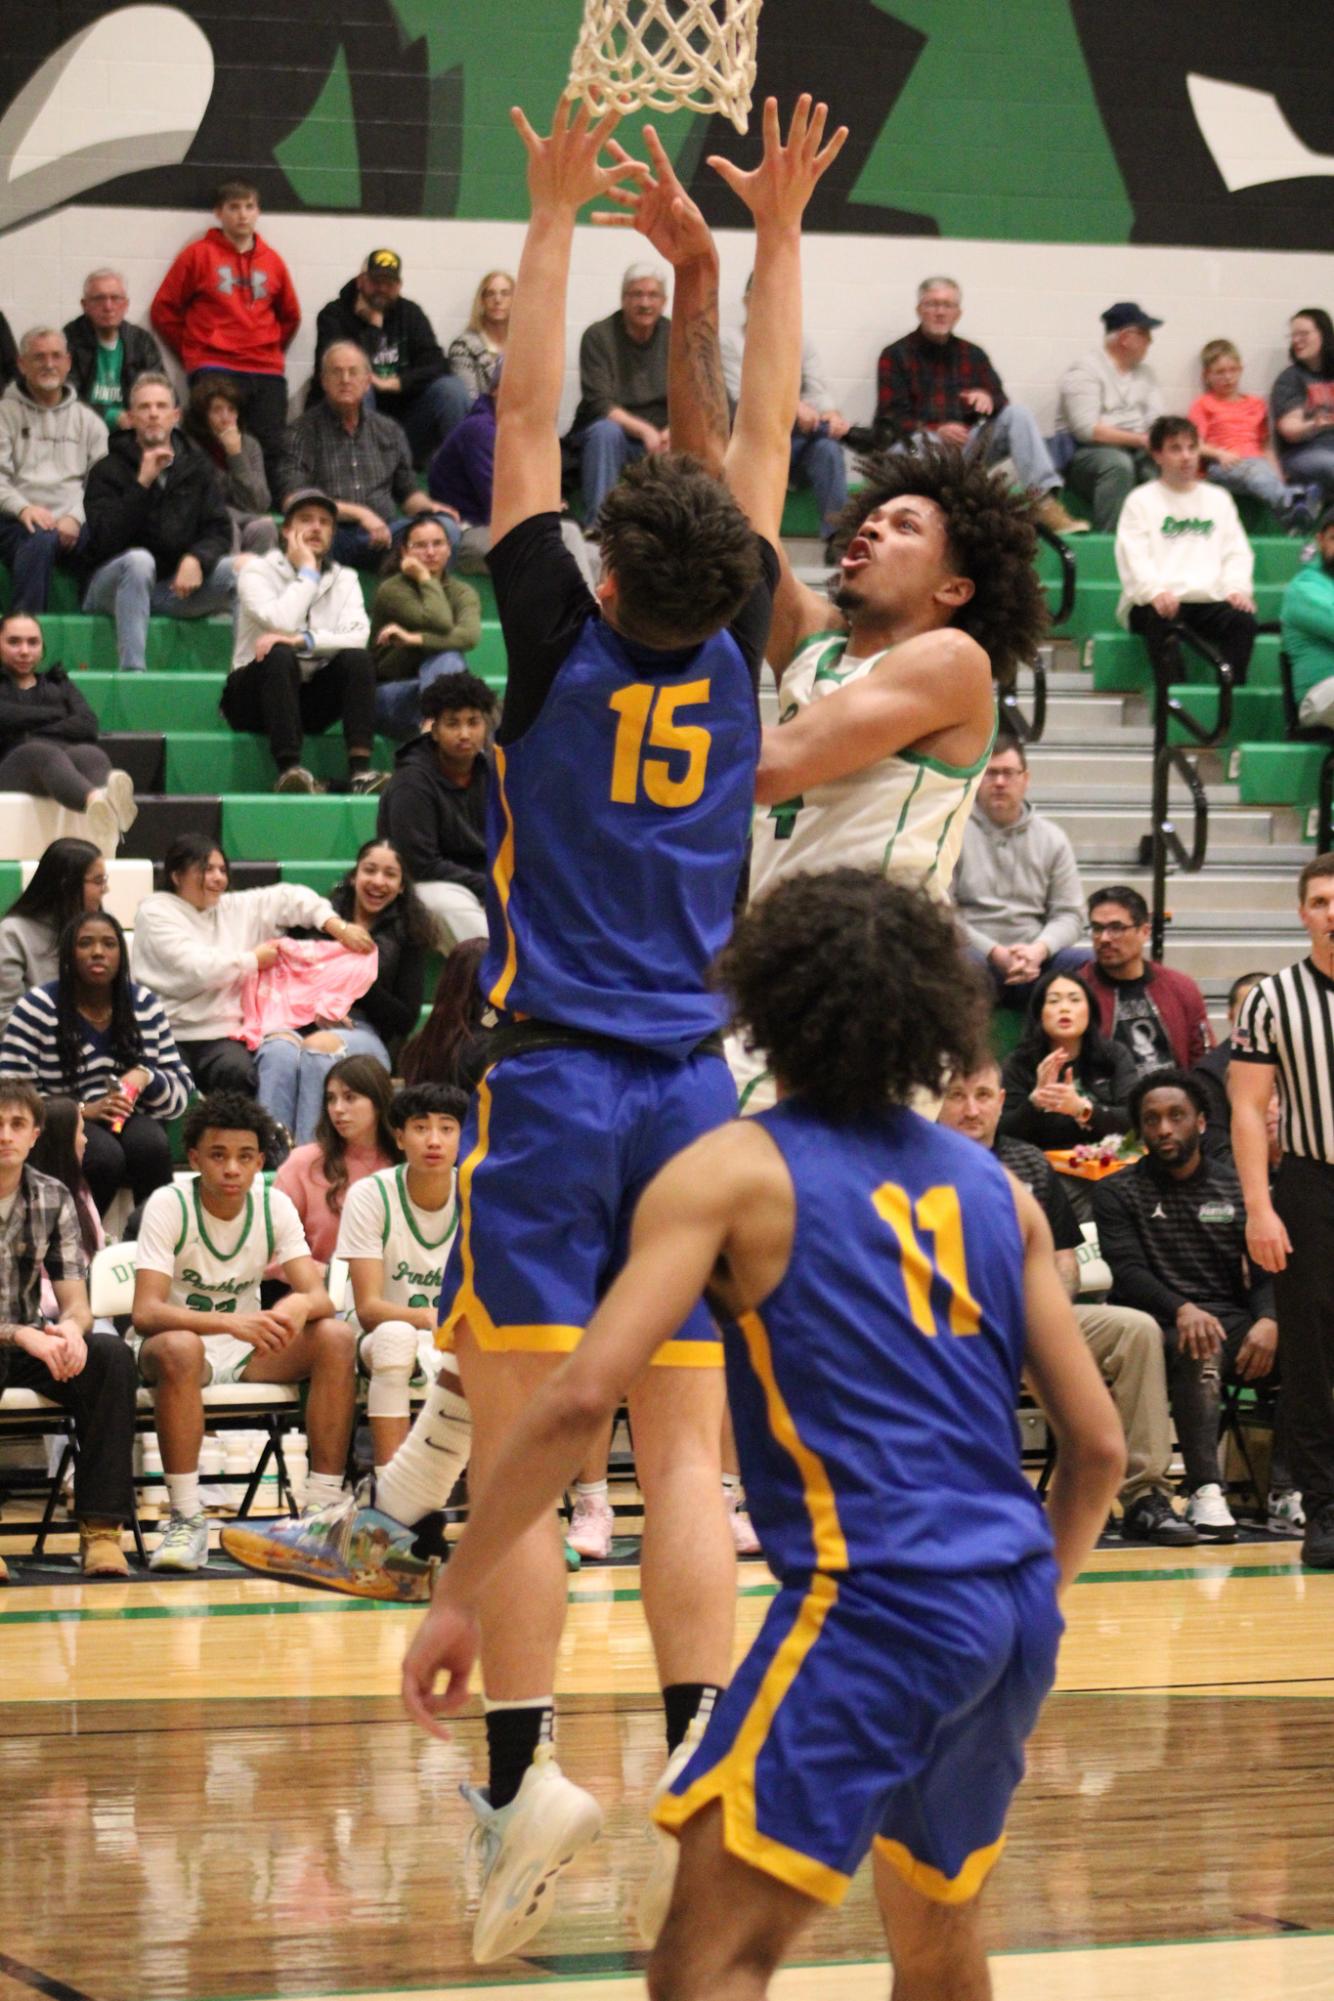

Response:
(0, 861), (23, 909)
(166, 732), (398, 792)
(1236, 743), (1329, 811)
(1092, 631), (1280, 695)
(221, 794), (380, 860)
(41, 614), (235, 673)
(279, 859), (353, 897)
(1167, 684), (1285, 746)
(1052, 579), (1285, 641)
(0, 567), (81, 617)
(77, 671), (223, 730)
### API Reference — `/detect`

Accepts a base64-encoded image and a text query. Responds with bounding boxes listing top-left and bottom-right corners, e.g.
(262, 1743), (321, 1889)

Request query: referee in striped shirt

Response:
(1230, 854), (1334, 1569)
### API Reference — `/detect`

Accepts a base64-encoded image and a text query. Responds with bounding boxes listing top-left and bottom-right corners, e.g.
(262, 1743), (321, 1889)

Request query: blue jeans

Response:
(970, 403), (1060, 494)
(393, 375), (470, 462)
(1278, 436), (1334, 500)
(82, 548), (236, 670)
(374, 651), (468, 739)
(789, 429), (848, 538)
(1206, 457), (1306, 520)
(332, 513), (462, 571)
(0, 517), (89, 613)
(255, 1024), (392, 1144)
(571, 419), (646, 524)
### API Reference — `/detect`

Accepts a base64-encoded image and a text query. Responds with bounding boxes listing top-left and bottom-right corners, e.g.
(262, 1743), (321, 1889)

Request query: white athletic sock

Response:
(166, 1470), (200, 1519)
(374, 1375), (472, 1528)
(574, 1479), (609, 1500)
(304, 1470), (345, 1511)
(721, 1474), (741, 1494)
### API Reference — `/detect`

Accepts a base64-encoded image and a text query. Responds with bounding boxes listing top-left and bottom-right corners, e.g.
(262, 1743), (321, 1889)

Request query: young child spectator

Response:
(375, 672), (492, 945)
(1115, 415), (1256, 685)
(337, 1080), (468, 1466)
(81, 373), (236, 672)
(0, 838), (105, 1033)
(0, 908), (190, 1215)
(150, 180), (300, 489)
(1189, 340), (1312, 530)
(0, 327), (107, 612)
(132, 1090), (352, 1571)
(224, 488), (383, 795)
(369, 513), (481, 738)
(1271, 309), (1334, 501)
(397, 936), (488, 1090)
(63, 269), (164, 433)
(131, 833), (362, 1094)
(0, 612), (136, 855)
(447, 271), (513, 404)
(272, 1054), (396, 1268)
(183, 374), (276, 552)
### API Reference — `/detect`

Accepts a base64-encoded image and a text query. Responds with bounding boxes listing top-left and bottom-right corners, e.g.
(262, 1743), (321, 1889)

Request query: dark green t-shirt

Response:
(90, 339), (124, 427)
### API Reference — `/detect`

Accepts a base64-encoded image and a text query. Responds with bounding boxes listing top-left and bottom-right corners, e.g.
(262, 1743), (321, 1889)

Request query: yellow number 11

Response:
(871, 1183), (983, 1338)
(609, 679), (712, 809)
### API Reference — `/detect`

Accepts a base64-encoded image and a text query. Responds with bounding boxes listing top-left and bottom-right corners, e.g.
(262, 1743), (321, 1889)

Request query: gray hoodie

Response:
(954, 800), (1087, 957)
(0, 378), (107, 524)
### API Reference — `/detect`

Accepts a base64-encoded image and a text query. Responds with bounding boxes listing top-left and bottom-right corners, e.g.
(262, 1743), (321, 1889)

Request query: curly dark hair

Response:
(422, 671), (497, 722)
(1128, 1066), (1209, 1132)
(718, 869), (988, 1118)
(182, 1090), (276, 1158)
(55, 911), (143, 1085)
(597, 452), (762, 648)
(825, 440), (1047, 688)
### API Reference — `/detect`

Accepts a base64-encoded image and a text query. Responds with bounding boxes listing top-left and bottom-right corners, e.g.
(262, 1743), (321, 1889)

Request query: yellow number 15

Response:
(609, 679), (712, 809)
(872, 1183), (984, 1338)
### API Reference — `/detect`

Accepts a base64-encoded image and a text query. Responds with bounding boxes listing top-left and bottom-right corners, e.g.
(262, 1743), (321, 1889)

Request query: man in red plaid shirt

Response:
(875, 278), (1087, 536)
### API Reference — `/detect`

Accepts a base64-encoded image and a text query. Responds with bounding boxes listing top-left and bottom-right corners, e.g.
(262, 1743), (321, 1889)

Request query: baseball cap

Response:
(363, 248), (403, 281)
(1102, 301), (1163, 333)
(282, 487), (339, 525)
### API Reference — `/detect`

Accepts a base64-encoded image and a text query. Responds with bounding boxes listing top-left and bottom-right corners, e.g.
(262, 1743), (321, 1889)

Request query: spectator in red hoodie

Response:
(1079, 885), (1214, 1079)
(150, 180), (300, 491)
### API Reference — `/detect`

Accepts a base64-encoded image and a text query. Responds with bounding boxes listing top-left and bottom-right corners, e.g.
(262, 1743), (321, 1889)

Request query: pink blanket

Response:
(238, 939), (379, 1051)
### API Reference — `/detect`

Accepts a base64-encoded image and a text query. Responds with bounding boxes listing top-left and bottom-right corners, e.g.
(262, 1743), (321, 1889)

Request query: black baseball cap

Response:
(1102, 301), (1163, 332)
(363, 248), (403, 281)
(282, 487), (338, 525)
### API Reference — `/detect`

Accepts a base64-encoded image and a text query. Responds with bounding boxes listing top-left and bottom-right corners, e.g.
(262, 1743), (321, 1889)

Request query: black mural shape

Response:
(683, 0), (937, 236)
(0, 0), (433, 219)
(1072, 0), (1334, 251)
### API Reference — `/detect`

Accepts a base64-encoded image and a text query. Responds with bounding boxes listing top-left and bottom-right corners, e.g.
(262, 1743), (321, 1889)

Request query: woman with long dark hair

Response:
(30, 1095), (103, 1261)
(272, 1053), (397, 1266)
(264, 838), (432, 1142)
(1272, 307), (1334, 499)
(999, 969), (1137, 1152)
(0, 836), (106, 1031)
(0, 909), (190, 1213)
(398, 935), (487, 1088)
(0, 612), (136, 856)
(183, 373), (277, 552)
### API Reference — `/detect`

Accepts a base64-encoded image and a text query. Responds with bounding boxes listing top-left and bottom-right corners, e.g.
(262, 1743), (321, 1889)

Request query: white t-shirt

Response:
(136, 1180), (309, 1316)
(336, 1165), (458, 1314)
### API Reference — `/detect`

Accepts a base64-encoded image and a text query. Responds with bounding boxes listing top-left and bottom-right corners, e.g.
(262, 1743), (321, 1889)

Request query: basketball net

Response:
(567, 0), (764, 133)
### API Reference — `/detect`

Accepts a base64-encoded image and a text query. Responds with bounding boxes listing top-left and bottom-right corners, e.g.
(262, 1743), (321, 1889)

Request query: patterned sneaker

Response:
(220, 1478), (439, 1602)
(79, 1522), (129, 1576)
(1185, 1482), (1237, 1544)
(566, 1490), (615, 1561)
(274, 765), (321, 794)
(149, 1511), (209, 1572)
(724, 1486), (762, 1557)
(462, 1745), (603, 1964)
(1267, 1488), (1305, 1535)
(636, 1717), (705, 1947)
(1120, 1490), (1199, 1547)
(348, 770), (390, 796)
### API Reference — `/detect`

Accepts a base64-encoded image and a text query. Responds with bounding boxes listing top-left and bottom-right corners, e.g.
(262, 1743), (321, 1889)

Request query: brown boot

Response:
(79, 1521), (129, 1577)
(1035, 494), (1090, 535)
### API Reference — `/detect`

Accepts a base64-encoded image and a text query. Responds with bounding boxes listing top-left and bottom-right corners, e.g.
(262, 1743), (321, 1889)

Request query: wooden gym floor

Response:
(1, 1536), (1332, 2000)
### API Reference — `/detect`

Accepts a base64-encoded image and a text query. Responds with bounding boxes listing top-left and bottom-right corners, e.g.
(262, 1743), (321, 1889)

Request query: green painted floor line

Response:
(0, 1559), (1318, 1627)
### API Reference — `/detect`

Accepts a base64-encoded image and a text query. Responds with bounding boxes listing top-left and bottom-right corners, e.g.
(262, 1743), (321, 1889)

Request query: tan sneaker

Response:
(79, 1522), (129, 1577)
(1035, 495), (1090, 535)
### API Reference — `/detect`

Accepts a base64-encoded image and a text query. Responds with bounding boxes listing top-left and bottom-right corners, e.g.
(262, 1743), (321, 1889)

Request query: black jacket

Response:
(309, 280), (447, 414)
(0, 313), (15, 390)
(327, 882), (425, 1057)
(82, 427), (231, 578)
(999, 1037), (1138, 1150)
(1092, 1151), (1276, 1325)
(62, 314), (164, 412)
(376, 739), (487, 898)
(0, 665), (99, 758)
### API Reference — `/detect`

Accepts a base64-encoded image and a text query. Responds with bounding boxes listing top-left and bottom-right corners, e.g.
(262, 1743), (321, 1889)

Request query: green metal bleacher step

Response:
(1166, 685), (1285, 747)
(166, 733), (399, 792)
(221, 795), (380, 861)
(1091, 632), (1281, 695)
(1236, 744), (1329, 812)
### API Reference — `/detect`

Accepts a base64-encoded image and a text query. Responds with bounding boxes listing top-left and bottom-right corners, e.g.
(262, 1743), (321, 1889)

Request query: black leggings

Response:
(0, 739), (111, 809)
(82, 1112), (173, 1216)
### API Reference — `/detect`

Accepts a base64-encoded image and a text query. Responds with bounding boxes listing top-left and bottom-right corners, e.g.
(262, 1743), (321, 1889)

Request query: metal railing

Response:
(999, 520), (1076, 747)
(1142, 624), (1233, 962)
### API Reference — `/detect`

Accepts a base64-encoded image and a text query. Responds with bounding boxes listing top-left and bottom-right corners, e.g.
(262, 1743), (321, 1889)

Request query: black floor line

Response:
(0, 1952), (99, 2001)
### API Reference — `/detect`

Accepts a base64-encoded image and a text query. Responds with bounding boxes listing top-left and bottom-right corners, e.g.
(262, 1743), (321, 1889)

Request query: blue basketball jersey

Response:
(481, 614), (759, 1058)
(726, 1099), (1053, 1580)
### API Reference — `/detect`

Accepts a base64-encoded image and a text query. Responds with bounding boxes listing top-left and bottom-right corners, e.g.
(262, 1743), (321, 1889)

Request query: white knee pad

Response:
(365, 1319), (419, 1418)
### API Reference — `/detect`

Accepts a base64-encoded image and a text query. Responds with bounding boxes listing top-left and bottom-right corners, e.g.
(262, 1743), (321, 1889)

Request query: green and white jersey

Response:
(336, 1165), (458, 1313)
(135, 1180), (309, 1316)
(749, 632), (994, 906)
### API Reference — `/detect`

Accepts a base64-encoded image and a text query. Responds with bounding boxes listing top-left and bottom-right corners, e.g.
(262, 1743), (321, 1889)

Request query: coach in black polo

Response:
(1231, 853), (1334, 1568)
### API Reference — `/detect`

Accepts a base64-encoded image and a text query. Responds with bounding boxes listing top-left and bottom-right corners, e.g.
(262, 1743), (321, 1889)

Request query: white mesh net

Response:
(567, 0), (764, 133)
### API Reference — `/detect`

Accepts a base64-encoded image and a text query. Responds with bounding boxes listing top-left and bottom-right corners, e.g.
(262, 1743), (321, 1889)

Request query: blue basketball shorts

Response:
(655, 1555), (1064, 1905)
(438, 1041), (736, 1364)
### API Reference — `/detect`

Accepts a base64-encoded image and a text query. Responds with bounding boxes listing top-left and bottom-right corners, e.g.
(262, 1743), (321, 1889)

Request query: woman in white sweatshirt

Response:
(130, 832), (372, 1096)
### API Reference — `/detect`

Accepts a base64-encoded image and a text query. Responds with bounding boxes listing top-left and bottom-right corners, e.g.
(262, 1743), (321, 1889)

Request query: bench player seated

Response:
(132, 1091), (355, 1572)
(341, 1082), (469, 1468)
(403, 871), (1125, 2000)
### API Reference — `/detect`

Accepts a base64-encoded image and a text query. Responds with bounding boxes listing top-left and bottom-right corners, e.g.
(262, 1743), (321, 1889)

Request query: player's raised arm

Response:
(490, 100), (646, 548)
(1010, 1176), (1125, 1596)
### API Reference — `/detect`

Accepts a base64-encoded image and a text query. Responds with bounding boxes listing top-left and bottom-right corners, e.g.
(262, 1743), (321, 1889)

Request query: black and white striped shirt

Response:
(1233, 958), (1334, 1163)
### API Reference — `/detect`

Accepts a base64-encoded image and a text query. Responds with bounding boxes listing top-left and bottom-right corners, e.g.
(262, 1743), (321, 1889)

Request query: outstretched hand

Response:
(708, 95), (848, 228)
(593, 125), (715, 267)
(511, 97), (647, 216)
